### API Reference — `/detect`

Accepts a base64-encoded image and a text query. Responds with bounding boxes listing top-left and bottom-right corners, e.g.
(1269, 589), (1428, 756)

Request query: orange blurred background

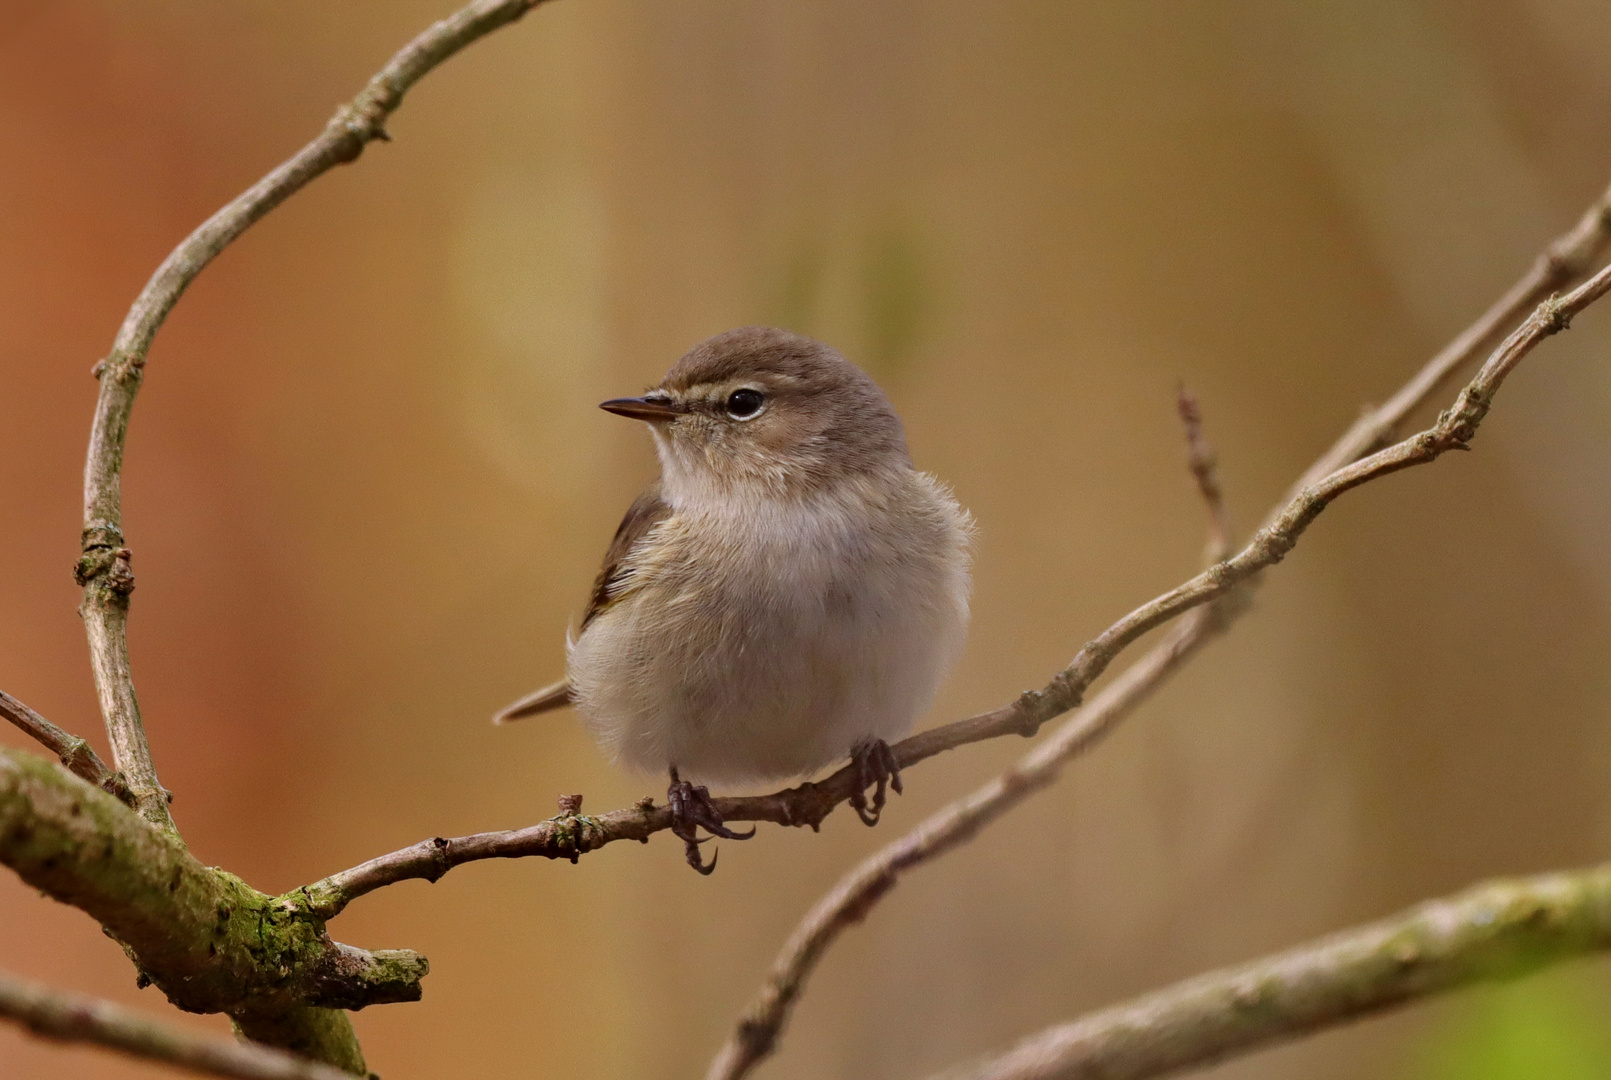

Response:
(5, 2), (1611, 1078)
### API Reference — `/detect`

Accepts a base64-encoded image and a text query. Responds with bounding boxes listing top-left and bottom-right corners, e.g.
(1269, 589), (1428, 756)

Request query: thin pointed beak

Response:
(599, 395), (682, 421)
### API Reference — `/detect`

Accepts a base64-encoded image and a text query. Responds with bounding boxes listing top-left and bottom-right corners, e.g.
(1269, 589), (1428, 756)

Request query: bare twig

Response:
(700, 264), (1611, 1080)
(76, 0), (555, 837)
(927, 862), (1611, 1080)
(285, 180), (1611, 1078)
(0, 969), (354, 1080)
(0, 689), (129, 803)
(304, 241), (1611, 922)
(1285, 178), (1611, 501)
(1176, 386), (1232, 563)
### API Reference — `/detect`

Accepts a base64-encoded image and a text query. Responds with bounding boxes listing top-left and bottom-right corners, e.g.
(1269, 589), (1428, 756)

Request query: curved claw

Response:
(688, 844), (718, 875)
(849, 738), (904, 827)
(667, 767), (754, 874)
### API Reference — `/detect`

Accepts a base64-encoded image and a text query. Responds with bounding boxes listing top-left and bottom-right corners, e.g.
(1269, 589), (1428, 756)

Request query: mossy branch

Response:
(0, 748), (425, 1072)
(929, 863), (1611, 1080)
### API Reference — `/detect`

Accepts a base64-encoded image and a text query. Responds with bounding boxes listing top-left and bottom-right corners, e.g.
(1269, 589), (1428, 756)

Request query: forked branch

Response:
(0, 689), (129, 803)
(700, 253), (1611, 1079)
(306, 258), (1611, 939)
(47, 1), (555, 1069)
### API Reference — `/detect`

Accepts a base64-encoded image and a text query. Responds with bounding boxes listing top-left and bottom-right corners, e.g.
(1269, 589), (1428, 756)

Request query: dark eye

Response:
(726, 388), (765, 419)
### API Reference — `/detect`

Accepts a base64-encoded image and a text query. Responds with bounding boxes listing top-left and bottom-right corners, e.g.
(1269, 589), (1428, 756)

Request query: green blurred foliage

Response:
(857, 217), (930, 379)
(1400, 971), (1611, 1080)
(774, 233), (826, 343)
(769, 215), (933, 381)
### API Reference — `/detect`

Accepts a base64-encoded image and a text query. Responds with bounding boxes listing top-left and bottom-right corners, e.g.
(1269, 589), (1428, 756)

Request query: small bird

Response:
(496, 327), (972, 872)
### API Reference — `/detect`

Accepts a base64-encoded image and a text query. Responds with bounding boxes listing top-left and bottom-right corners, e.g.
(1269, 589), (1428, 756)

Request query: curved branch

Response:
(76, 0), (555, 836)
(700, 261), (1611, 1080)
(926, 863), (1611, 1080)
(0, 969), (354, 1080)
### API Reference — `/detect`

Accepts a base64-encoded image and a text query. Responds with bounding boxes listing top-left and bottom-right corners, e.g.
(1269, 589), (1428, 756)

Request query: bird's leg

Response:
(667, 766), (755, 875)
(848, 738), (904, 826)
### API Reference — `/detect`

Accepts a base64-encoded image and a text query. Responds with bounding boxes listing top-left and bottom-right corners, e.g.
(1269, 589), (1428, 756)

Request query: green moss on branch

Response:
(0, 749), (423, 1072)
(933, 863), (1611, 1080)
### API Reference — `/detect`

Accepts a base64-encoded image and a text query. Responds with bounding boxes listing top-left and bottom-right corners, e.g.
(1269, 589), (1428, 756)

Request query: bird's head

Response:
(600, 327), (911, 502)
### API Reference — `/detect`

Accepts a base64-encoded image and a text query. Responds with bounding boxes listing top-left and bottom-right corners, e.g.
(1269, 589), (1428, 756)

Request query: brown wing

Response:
(582, 481), (672, 630)
(492, 484), (672, 724)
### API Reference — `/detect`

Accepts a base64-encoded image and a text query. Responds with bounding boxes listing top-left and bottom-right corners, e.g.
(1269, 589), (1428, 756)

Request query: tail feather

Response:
(493, 679), (572, 724)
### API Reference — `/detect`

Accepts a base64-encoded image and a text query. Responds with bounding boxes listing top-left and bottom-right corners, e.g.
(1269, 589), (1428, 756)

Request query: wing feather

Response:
(581, 482), (672, 630)
(492, 483), (671, 724)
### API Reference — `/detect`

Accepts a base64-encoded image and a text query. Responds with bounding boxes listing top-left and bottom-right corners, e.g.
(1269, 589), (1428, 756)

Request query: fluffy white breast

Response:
(566, 471), (971, 787)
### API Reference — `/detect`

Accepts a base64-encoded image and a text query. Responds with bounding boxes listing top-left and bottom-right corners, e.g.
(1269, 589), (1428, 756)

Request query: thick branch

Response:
(0, 749), (424, 1045)
(0, 969), (353, 1080)
(0, 689), (129, 803)
(928, 863), (1611, 1080)
(699, 256), (1611, 1080)
(76, 0), (556, 836)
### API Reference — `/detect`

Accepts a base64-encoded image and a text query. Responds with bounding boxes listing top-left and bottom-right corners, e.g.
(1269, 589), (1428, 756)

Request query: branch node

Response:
(1538, 292), (1575, 333)
(106, 550), (136, 596)
(425, 837), (450, 883)
(1007, 688), (1052, 737)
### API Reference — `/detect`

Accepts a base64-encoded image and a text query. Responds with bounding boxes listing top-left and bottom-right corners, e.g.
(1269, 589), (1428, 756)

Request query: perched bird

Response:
(497, 327), (972, 871)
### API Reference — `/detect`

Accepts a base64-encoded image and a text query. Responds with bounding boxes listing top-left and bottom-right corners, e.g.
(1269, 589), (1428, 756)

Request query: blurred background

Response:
(5, 2), (1611, 1078)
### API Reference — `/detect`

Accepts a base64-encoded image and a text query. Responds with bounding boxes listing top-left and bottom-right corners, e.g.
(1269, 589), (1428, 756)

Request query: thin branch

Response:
(699, 263), (1611, 1080)
(300, 211), (1611, 921)
(76, 0), (555, 836)
(1176, 386), (1232, 563)
(926, 862), (1611, 1080)
(0, 969), (354, 1080)
(0, 689), (129, 803)
(1283, 177), (1611, 502)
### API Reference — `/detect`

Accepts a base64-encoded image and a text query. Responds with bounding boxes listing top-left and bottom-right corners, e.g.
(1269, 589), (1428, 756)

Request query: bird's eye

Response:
(726, 388), (765, 419)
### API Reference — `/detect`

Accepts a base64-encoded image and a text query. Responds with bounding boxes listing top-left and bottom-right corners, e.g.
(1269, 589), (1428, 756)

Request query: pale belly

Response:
(565, 504), (969, 787)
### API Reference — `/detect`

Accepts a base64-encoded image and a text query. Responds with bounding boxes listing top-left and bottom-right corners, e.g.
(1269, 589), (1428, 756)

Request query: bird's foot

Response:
(849, 738), (904, 826)
(667, 767), (755, 875)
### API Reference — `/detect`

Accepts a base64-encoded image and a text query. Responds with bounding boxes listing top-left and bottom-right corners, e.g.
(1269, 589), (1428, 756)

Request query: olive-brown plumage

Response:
(497, 327), (972, 869)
